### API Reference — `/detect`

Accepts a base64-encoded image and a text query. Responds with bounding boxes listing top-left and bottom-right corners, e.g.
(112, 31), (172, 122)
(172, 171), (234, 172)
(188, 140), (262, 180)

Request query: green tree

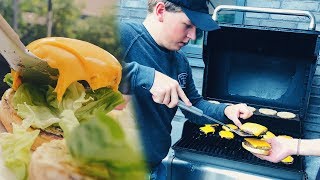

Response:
(75, 11), (121, 60)
(0, 0), (120, 58)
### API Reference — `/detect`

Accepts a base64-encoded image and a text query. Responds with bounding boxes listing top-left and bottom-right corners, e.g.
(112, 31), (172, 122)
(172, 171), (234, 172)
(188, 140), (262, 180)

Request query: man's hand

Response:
(114, 95), (131, 110)
(224, 103), (253, 127)
(150, 71), (191, 108)
(254, 137), (297, 163)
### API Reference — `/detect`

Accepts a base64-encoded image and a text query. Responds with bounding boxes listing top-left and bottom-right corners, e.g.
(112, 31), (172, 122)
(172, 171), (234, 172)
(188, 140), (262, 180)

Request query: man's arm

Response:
(120, 62), (192, 106)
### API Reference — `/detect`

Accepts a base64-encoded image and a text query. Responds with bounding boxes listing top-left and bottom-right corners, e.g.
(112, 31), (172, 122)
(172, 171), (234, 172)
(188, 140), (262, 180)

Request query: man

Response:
(119, 0), (253, 179)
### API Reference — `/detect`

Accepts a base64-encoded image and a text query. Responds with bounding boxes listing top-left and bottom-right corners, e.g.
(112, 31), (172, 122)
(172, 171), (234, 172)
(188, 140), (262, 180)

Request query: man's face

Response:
(161, 11), (197, 51)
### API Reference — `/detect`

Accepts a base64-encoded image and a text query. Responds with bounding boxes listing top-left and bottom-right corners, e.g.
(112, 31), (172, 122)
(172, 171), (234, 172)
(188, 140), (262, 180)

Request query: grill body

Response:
(169, 23), (320, 179)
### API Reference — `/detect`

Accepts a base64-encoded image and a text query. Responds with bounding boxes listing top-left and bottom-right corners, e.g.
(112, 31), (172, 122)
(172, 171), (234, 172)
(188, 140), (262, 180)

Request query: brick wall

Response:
(245, 0), (320, 31)
(118, 0), (147, 22)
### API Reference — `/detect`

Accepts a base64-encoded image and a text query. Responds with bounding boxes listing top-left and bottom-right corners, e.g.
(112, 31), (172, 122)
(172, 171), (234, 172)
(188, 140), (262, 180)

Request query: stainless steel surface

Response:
(177, 100), (254, 137)
(169, 157), (273, 180)
(212, 5), (316, 30)
(0, 14), (57, 84)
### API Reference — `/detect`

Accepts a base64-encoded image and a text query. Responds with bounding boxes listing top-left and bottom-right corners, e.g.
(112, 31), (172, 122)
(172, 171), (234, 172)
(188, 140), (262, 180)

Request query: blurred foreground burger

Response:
(0, 37), (123, 149)
(0, 37), (146, 179)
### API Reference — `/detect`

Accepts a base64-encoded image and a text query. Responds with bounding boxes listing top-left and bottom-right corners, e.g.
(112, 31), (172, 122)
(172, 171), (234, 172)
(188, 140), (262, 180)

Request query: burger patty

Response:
(243, 140), (271, 150)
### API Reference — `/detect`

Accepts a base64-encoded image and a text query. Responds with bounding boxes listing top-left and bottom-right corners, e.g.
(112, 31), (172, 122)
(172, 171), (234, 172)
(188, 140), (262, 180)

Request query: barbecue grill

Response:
(167, 6), (320, 180)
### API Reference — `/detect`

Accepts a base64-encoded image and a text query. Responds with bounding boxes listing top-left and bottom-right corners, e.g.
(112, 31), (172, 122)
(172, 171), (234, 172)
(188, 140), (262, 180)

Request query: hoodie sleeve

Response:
(119, 62), (155, 94)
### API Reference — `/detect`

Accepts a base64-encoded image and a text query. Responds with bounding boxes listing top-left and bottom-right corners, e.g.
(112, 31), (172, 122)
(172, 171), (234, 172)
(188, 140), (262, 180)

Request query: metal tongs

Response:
(177, 100), (254, 137)
(0, 14), (57, 84)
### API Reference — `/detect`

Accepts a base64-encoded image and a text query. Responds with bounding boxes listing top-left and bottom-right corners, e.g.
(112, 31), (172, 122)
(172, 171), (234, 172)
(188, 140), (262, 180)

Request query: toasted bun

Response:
(259, 108), (277, 116)
(277, 112), (296, 119)
(242, 138), (271, 155)
(0, 89), (63, 150)
(29, 140), (89, 180)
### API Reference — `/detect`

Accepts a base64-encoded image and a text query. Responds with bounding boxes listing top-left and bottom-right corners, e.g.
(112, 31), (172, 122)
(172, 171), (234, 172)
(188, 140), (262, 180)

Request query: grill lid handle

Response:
(212, 5), (316, 30)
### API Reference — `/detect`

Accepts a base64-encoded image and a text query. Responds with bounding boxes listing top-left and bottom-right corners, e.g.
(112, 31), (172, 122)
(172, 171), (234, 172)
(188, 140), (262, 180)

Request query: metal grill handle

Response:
(212, 5), (316, 30)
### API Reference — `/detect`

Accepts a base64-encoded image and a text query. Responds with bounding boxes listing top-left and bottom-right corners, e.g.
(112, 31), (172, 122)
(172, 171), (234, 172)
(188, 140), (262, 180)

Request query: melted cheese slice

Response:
(244, 138), (271, 148)
(278, 135), (293, 139)
(11, 69), (21, 91)
(262, 131), (276, 140)
(281, 156), (294, 164)
(240, 122), (268, 136)
(222, 124), (238, 131)
(219, 130), (234, 139)
(199, 125), (215, 135)
(26, 37), (121, 101)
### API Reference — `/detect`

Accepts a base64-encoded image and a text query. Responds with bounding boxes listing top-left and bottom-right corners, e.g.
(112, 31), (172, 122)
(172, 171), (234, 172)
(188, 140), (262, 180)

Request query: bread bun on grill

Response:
(259, 108), (277, 116)
(0, 89), (63, 150)
(242, 138), (271, 155)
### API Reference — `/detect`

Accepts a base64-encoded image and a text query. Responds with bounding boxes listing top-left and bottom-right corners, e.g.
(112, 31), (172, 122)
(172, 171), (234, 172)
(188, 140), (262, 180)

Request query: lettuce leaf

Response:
(47, 83), (93, 112)
(58, 110), (80, 138)
(75, 88), (124, 121)
(12, 82), (123, 131)
(13, 83), (48, 108)
(66, 111), (146, 179)
(3, 73), (13, 88)
(0, 124), (39, 180)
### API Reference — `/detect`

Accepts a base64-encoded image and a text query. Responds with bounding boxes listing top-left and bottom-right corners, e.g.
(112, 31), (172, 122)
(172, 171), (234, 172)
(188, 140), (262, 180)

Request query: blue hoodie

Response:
(119, 22), (228, 168)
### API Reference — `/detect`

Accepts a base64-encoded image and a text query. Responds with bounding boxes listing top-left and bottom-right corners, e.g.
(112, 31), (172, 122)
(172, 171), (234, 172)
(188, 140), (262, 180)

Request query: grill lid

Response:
(202, 24), (320, 119)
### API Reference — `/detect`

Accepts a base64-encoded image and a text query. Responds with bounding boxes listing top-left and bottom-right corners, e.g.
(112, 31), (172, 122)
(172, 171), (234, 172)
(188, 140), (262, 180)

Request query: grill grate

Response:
(172, 120), (303, 172)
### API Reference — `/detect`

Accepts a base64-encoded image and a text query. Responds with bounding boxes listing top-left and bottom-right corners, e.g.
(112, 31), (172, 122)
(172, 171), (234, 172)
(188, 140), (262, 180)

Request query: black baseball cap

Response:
(167, 0), (220, 31)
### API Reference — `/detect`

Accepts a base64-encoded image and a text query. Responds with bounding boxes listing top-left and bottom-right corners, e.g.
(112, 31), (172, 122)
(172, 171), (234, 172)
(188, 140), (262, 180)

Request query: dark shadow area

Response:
(0, 54), (10, 96)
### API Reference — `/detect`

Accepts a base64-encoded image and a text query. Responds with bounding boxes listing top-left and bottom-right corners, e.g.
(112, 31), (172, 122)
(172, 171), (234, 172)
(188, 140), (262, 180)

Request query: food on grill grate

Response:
(277, 112), (296, 119)
(219, 130), (234, 139)
(240, 122), (268, 137)
(281, 156), (294, 164)
(262, 131), (276, 140)
(242, 138), (271, 155)
(222, 124), (238, 131)
(258, 108), (277, 116)
(199, 125), (216, 135)
(247, 106), (256, 112)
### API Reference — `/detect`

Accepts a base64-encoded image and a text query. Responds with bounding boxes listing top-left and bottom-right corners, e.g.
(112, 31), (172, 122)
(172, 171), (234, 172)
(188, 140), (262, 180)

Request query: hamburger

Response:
(0, 37), (127, 179)
(242, 138), (271, 155)
(0, 37), (123, 150)
(28, 111), (146, 180)
(240, 122), (268, 137)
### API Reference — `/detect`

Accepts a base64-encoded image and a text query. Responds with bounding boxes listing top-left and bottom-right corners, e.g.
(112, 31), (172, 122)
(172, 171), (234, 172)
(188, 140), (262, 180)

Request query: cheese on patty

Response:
(244, 138), (271, 148)
(199, 125), (215, 135)
(240, 122), (268, 137)
(27, 37), (121, 102)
